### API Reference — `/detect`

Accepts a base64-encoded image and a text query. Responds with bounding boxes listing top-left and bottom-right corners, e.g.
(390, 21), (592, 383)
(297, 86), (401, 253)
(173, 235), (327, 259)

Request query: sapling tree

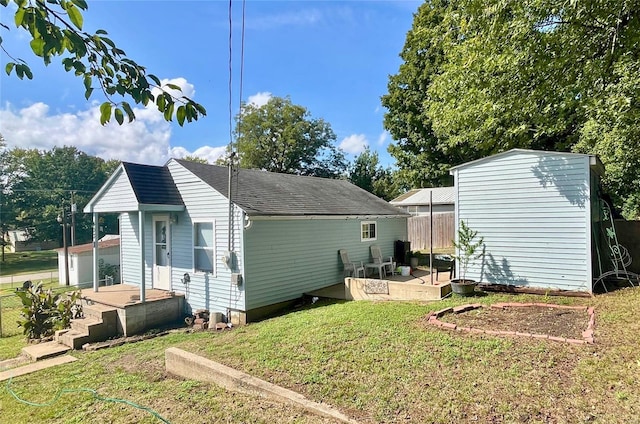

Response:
(452, 220), (484, 283)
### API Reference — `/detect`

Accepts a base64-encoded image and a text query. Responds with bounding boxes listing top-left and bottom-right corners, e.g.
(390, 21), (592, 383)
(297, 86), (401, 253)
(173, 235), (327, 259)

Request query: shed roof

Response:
(56, 236), (120, 255)
(175, 159), (407, 217)
(449, 148), (602, 173)
(390, 187), (455, 206)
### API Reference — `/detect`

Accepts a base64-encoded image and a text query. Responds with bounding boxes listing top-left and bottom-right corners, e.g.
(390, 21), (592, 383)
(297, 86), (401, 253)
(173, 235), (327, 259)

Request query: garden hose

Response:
(5, 377), (171, 423)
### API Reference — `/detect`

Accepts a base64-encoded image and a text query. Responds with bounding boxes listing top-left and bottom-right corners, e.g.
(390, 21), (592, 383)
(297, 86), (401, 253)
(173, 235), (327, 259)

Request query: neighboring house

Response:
(390, 187), (455, 216)
(390, 187), (455, 250)
(7, 229), (58, 252)
(57, 235), (120, 287)
(450, 149), (606, 293)
(84, 160), (408, 323)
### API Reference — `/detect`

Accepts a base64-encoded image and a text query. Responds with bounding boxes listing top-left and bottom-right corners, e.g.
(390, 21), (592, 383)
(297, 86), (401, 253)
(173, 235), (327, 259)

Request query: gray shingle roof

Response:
(123, 162), (184, 206)
(175, 159), (407, 217)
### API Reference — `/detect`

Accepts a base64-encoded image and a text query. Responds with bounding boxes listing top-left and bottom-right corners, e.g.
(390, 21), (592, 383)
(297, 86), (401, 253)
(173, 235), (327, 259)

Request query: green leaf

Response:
(99, 102), (112, 125)
(14, 6), (25, 27)
(176, 105), (186, 126)
(163, 102), (174, 121)
(83, 75), (91, 90)
(148, 74), (161, 86)
(165, 83), (182, 91)
(71, 0), (88, 10)
(84, 87), (93, 100)
(114, 108), (124, 125)
(66, 4), (84, 30)
(29, 38), (45, 56)
(5, 62), (15, 76)
(121, 102), (135, 122)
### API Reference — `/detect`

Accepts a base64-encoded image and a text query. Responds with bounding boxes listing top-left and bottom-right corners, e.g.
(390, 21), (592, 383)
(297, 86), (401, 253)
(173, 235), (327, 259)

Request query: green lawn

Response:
(1, 288), (639, 423)
(0, 250), (58, 276)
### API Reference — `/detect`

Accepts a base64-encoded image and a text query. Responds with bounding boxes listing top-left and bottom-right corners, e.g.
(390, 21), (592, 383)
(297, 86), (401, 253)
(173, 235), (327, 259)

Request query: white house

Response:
(83, 160), (408, 323)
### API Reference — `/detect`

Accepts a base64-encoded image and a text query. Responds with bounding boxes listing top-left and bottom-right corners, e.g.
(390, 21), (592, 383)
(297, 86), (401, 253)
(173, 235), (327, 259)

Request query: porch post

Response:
(93, 212), (99, 292)
(139, 210), (146, 302)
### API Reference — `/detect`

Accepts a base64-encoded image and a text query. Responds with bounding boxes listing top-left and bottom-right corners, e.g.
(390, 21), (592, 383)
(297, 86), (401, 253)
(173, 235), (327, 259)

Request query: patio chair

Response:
(367, 245), (395, 278)
(339, 249), (365, 278)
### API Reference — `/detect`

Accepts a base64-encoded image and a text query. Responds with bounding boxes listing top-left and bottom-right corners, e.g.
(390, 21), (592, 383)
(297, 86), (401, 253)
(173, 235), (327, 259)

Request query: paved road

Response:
(0, 270), (59, 286)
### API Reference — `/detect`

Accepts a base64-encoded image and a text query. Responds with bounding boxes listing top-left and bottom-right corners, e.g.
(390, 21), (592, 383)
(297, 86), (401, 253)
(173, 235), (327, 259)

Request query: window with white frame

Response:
(361, 221), (377, 241)
(193, 221), (214, 273)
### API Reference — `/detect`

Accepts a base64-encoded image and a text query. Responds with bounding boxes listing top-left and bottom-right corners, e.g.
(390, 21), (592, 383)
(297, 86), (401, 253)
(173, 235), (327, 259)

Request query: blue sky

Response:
(1, 0), (420, 167)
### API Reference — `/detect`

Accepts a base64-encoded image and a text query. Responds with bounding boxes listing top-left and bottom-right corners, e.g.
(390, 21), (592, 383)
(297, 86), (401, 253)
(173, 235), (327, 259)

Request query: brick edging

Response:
(427, 303), (595, 344)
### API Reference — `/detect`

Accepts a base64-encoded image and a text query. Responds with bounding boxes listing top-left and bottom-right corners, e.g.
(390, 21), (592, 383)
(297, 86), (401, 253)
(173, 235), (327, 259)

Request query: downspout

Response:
(139, 210), (146, 303)
(93, 212), (99, 292)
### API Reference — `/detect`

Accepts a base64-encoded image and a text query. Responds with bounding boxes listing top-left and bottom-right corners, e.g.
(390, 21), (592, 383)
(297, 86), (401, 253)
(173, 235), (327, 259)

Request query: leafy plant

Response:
(98, 258), (118, 280)
(452, 220), (484, 283)
(16, 282), (82, 340)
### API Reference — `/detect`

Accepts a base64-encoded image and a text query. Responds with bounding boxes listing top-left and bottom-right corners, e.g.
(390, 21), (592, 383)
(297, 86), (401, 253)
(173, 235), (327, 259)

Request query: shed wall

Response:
(243, 217), (407, 310)
(454, 151), (592, 292)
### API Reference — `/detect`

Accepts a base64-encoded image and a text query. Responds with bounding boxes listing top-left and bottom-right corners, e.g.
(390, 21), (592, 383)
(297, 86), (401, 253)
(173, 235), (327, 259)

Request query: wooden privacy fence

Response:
(407, 213), (455, 250)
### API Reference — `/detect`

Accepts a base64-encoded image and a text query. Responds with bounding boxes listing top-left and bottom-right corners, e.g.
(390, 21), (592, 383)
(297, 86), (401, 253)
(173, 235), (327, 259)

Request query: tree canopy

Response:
(383, 0), (640, 217)
(0, 145), (118, 247)
(1, 0), (206, 126)
(233, 96), (347, 178)
(348, 147), (400, 201)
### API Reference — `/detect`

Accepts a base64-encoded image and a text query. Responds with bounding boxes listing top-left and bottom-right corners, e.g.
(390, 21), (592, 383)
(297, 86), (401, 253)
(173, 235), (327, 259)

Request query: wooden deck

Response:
(309, 268), (452, 302)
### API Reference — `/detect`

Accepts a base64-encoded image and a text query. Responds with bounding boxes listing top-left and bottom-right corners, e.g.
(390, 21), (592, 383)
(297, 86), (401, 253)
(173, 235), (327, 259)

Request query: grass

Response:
(1, 288), (639, 423)
(0, 250), (58, 276)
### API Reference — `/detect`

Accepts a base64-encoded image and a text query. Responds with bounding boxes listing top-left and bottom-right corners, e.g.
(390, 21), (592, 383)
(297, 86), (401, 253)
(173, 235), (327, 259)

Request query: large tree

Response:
(384, 0), (640, 217)
(5, 146), (118, 245)
(1, 0), (205, 125)
(348, 147), (400, 201)
(233, 96), (347, 178)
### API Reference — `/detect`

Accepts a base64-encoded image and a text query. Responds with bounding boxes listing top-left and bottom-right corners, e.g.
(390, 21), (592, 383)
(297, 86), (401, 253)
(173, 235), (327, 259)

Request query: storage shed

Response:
(450, 149), (605, 293)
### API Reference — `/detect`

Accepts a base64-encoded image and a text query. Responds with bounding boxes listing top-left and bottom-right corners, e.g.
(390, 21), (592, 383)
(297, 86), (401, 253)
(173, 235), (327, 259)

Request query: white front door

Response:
(153, 216), (171, 290)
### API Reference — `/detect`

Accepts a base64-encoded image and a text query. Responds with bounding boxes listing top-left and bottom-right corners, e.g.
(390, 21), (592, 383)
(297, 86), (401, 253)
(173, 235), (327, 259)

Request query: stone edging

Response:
(426, 302), (595, 344)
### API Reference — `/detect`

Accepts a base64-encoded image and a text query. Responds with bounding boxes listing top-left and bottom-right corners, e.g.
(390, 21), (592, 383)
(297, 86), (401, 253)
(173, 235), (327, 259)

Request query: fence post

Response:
(0, 296), (3, 338)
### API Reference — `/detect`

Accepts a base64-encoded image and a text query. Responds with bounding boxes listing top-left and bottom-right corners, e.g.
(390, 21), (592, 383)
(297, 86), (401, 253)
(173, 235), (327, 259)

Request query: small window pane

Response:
(370, 224), (376, 238)
(194, 249), (213, 273)
(195, 223), (213, 247)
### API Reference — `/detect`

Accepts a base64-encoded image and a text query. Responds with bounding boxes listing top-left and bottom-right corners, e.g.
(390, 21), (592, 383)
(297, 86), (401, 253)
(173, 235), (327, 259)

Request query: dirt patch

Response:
(437, 305), (591, 340)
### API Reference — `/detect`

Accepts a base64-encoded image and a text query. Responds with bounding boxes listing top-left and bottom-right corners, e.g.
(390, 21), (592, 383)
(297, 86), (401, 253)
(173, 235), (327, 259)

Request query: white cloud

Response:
(0, 77), (213, 166)
(339, 134), (368, 154)
(377, 131), (389, 146)
(247, 92), (272, 107)
(248, 9), (323, 30)
(1, 101), (172, 164)
(168, 145), (228, 164)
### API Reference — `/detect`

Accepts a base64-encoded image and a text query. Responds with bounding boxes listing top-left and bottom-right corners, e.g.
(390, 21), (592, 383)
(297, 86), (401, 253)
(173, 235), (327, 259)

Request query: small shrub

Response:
(16, 283), (83, 340)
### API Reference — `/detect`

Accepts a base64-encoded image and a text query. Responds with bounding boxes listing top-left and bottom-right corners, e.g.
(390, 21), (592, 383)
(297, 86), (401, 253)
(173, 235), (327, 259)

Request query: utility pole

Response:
(70, 191), (76, 246)
(57, 207), (70, 286)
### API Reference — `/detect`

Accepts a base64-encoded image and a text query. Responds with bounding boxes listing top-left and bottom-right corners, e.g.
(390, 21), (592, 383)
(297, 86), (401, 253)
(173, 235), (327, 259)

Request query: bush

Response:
(15, 283), (83, 340)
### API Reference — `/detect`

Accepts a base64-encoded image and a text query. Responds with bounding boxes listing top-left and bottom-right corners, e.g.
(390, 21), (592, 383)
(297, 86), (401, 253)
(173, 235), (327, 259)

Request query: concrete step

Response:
(59, 329), (91, 350)
(70, 317), (103, 335)
(82, 303), (118, 323)
(21, 341), (71, 361)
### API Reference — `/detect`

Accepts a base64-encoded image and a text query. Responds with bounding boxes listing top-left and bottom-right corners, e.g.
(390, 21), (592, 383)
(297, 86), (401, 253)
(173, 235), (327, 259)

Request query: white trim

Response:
(248, 214), (407, 221)
(360, 221), (378, 242)
(192, 219), (216, 277)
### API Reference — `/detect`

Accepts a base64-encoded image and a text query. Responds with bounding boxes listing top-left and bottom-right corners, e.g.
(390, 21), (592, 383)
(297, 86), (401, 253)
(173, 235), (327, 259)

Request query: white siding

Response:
(120, 212), (145, 285)
(453, 151), (592, 291)
(167, 161), (245, 315)
(91, 168), (139, 212)
(243, 217), (407, 309)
